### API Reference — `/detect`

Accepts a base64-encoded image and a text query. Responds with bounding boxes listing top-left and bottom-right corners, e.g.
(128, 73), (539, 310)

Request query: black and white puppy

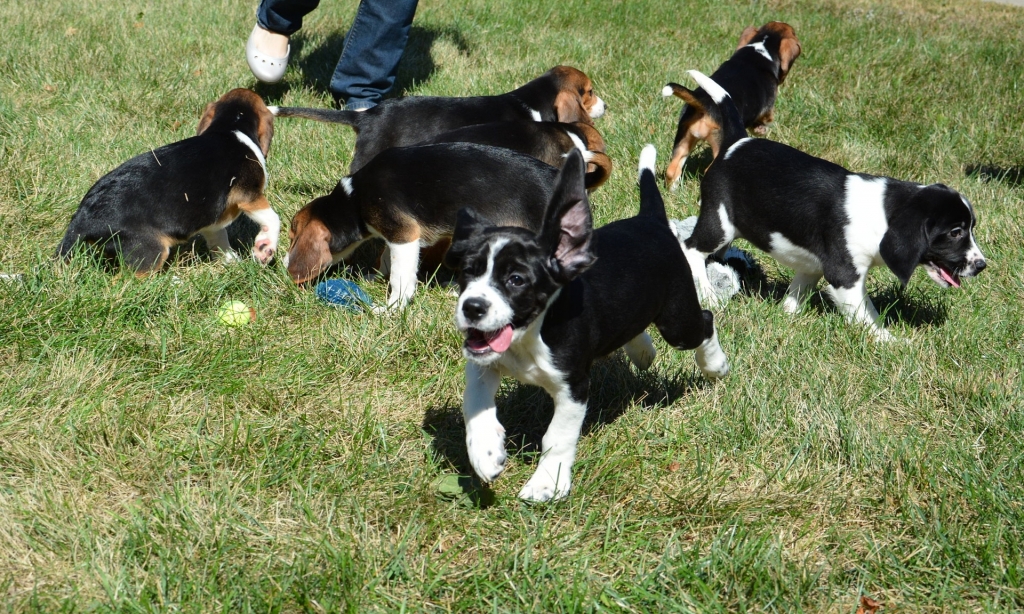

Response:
(445, 148), (730, 502)
(673, 70), (987, 340)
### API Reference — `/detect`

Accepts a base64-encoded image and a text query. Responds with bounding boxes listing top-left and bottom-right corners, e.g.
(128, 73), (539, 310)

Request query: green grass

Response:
(2, 0), (1024, 611)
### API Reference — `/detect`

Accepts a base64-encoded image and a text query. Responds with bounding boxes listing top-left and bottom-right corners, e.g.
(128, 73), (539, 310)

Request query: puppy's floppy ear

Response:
(286, 217), (333, 284)
(444, 207), (493, 270)
(880, 209), (929, 286)
(737, 25), (759, 48)
(777, 36), (802, 83)
(196, 102), (217, 135)
(554, 90), (589, 124)
(539, 150), (596, 282)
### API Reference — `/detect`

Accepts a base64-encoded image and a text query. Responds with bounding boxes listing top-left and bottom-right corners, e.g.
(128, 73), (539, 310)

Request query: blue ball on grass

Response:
(315, 279), (373, 311)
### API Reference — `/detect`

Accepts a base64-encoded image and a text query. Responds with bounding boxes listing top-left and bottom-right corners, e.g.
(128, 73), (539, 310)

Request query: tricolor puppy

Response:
(271, 66), (606, 173)
(446, 147), (730, 502)
(663, 21), (801, 189)
(57, 88), (280, 272)
(285, 142), (563, 310)
(676, 70), (987, 341)
(422, 120), (613, 190)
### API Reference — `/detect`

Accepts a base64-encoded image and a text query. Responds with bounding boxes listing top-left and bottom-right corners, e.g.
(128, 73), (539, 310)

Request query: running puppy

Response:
(57, 89), (280, 272)
(663, 22), (801, 189)
(446, 147), (729, 502)
(422, 120), (613, 190)
(271, 66), (606, 172)
(284, 142), (565, 310)
(676, 70), (987, 341)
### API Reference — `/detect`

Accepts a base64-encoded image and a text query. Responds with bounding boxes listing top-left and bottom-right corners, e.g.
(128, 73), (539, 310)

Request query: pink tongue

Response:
(938, 266), (961, 288)
(487, 325), (514, 353)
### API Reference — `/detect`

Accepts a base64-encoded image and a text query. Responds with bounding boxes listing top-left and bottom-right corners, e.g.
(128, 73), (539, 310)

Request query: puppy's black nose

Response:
(462, 297), (490, 322)
(974, 259), (987, 273)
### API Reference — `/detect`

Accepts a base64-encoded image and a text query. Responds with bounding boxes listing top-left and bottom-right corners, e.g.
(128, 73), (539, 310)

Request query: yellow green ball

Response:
(217, 300), (253, 326)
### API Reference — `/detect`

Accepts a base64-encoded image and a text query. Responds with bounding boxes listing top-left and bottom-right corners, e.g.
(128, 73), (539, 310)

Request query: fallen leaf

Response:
(667, 462), (681, 472)
(856, 595), (882, 614)
(171, 120), (182, 130)
(65, 27), (78, 36)
(193, 69), (202, 77)
(43, 85), (56, 92)
(134, 22), (144, 29)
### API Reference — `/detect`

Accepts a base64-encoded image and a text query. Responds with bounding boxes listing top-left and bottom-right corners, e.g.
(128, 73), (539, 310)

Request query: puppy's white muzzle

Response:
(589, 97), (606, 119)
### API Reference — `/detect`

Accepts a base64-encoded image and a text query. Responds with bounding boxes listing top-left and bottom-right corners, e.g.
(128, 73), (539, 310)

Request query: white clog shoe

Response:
(246, 25), (290, 84)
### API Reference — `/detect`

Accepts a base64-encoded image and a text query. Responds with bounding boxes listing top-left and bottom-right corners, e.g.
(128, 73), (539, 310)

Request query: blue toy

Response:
(315, 279), (373, 311)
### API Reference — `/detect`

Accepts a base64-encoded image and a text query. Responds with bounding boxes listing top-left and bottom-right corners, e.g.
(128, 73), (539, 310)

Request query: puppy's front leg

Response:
(682, 247), (721, 308)
(782, 271), (822, 314)
(240, 198), (281, 264)
(463, 362), (507, 483)
(519, 383), (588, 503)
(199, 227), (239, 263)
(381, 240), (419, 312)
(825, 277), (893, 342)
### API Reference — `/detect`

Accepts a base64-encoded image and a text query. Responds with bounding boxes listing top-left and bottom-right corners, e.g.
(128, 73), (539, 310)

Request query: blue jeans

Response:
(256, 0), (418, 110)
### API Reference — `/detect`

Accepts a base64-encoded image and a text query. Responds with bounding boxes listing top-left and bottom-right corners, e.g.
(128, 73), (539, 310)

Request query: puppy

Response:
(663, 22), (801, 189)
(445, 147), (730, 502)
(422, 120), (613, 190)
(57, 89), (280, 272)
(270, 66), (606, 172)
(674, 71), (987, 340)
(285, 142), (565, 310)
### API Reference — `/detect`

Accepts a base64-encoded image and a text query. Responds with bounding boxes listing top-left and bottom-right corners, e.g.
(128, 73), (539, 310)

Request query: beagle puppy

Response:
(663, 22), (801, 189)
(421, 120), (613, 190)
(270, 65), (606, 172)
(57, 88), (280, 272)
(285, 142), (565, 311)
(674, 71), (986, 341)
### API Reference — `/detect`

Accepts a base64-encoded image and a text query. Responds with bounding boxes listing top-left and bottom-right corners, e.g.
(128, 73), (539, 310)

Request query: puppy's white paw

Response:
(466, 420), (507, 483)
(220, 249), (240, 263)
(252, 235), (277, 264)
(695, 333), (730, 379)
(518, 464), (571, 503)
(871, 327), (896, 343)
(623, 332), (656, 371)
(781, 296), (802, 315)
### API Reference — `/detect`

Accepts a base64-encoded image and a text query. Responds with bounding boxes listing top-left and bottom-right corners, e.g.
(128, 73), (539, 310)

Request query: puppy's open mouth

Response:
(925, 262), (961, 288)
(464, 325), (514, 355)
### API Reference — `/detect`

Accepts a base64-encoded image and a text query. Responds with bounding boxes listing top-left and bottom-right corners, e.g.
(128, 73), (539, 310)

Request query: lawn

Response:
(1, 0), (1023, 611)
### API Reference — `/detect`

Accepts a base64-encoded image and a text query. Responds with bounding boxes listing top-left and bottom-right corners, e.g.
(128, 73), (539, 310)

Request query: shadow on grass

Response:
(423, 354), (707, 481)
(964, 164), (1024, 186)
(734, 252), (948, 328)
(289, 25), (471, 104)
(679, 146), (714, 181)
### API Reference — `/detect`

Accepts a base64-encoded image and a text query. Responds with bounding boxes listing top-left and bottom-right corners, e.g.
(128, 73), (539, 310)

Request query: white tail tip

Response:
(638, 144), (657, 176)
(686, 70), (730, 104)
(268, 105), (280, 115)
(661, 85), (674, 98)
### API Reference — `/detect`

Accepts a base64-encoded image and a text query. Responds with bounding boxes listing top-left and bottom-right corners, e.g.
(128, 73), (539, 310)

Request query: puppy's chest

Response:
(494, 329), (565, 391)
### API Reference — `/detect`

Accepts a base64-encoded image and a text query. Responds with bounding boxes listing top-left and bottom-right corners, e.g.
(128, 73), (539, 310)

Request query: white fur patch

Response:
(687, 70), (730, 103)
(842, 175), (889, 271)
(638, 144), (657, 177)
(267, 105), (280, 115)
(746, 40), (773, 61)
(715, 203), (736, 252)
(661, 85), (674, 98)
(384, 240), (421, 310)
(768, 232), (822, 274)
(234, 130), (267, 177)
(340, 176), (354, 196)
(588, 97), (606, 119)
(529, 108), (542, 122)
(723, 138), (752, 160)
(565, 131), (594, 162)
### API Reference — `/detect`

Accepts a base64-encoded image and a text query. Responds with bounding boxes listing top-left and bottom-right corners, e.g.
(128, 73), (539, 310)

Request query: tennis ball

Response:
(217, 300), (254, 326)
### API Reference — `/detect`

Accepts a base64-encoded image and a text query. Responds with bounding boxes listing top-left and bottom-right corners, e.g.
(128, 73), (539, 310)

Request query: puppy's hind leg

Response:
(655, 280), (730, 379)
(199, 226), (239, 263)
(623, 331), (657, 371)
(120, 234), (173, 274)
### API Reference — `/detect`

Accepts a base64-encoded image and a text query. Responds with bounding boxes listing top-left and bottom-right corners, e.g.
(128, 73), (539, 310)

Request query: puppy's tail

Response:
(637, 144), (668, 223)
(662, 70), (746, 154)
(268, 106), (365, 129)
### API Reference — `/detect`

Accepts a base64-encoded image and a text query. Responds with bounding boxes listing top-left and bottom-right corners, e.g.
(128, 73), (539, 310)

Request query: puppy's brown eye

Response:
(949, 228), (964, 239)
(507, 274), (526, 288)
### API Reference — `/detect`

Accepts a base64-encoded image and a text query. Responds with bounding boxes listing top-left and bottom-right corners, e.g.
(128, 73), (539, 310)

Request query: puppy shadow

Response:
(680, 147), (714, 180)
(294, 25), (471, 101)
(965, 164), (1024, 186)
(422, 355), (703, 480)
(731, 252), (948, 328)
